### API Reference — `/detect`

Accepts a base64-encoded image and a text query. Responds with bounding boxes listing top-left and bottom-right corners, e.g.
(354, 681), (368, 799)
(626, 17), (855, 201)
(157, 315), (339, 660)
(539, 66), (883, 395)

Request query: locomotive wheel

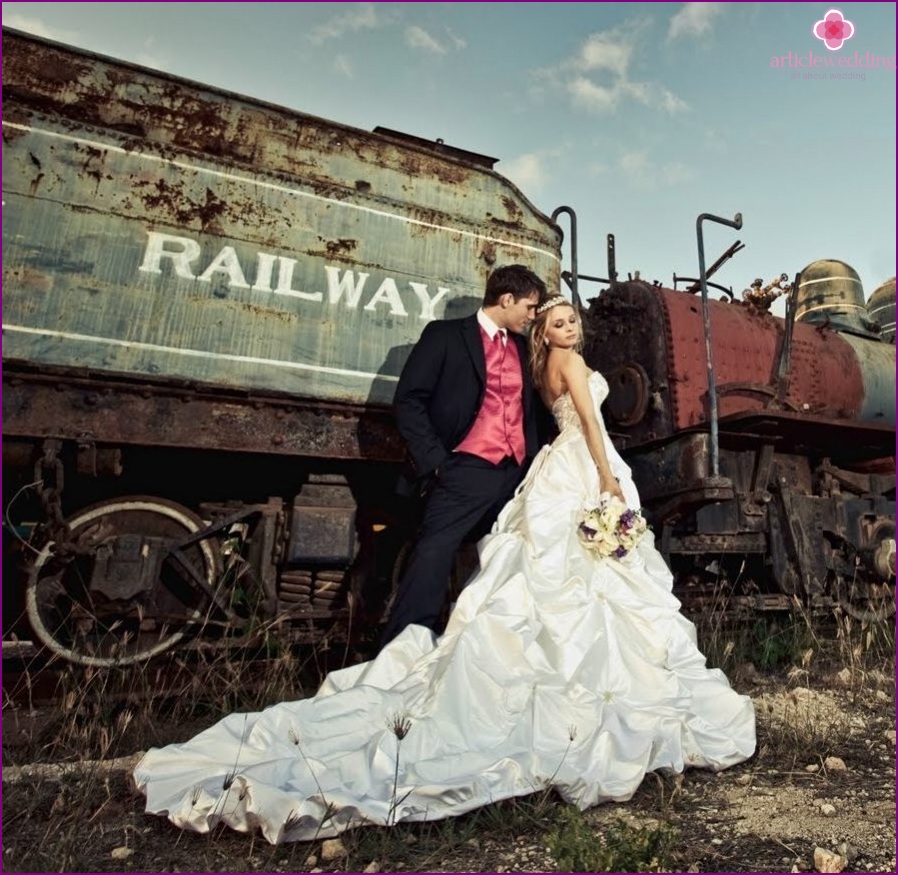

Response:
(832, 575), (896, 623)
(25, 497), (221, 667)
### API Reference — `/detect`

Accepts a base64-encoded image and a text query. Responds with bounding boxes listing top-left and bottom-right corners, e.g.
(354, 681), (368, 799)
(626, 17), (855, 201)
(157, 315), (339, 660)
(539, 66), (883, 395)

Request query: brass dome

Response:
(795, 259), (874, 335)
(867, 277), (896, 343)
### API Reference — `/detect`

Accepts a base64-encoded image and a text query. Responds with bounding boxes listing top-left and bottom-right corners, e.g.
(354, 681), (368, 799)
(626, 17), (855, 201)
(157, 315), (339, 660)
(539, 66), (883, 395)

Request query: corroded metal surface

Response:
(867, 277), (896, 342)
(585, 279), (895, 623)
(660, 289), (867, 427)
(2, 29), (561, 408)
(586, 281), (896, 450)
(1, 28), (563, 664)
(582, 283), (673, 447)
(835, 332), (897, 423)
(795, 258), (872, 335)
(1, 365), (405, 461)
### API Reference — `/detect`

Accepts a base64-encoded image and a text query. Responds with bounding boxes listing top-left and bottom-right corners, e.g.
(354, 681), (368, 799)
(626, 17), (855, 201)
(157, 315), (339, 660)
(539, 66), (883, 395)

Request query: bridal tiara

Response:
(536, 295), (570, 315)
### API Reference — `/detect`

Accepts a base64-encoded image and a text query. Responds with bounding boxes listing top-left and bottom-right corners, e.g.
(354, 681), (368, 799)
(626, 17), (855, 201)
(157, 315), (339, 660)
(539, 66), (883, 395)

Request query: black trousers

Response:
(380, 453), (524, 648)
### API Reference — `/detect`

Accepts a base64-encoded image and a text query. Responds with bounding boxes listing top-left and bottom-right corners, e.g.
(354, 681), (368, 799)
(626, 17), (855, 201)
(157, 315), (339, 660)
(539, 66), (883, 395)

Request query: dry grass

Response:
(5, 614), (379, 764)
(2, 602), (895, 872)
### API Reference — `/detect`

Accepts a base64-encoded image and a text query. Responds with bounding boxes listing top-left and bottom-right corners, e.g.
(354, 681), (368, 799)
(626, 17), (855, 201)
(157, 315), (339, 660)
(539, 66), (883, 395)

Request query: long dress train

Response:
(134, 371), (756, 844)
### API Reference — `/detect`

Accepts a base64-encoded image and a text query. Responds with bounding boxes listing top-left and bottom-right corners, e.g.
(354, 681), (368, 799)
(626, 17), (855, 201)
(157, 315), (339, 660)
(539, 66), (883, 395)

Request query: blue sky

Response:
(3, 2), (895, 312)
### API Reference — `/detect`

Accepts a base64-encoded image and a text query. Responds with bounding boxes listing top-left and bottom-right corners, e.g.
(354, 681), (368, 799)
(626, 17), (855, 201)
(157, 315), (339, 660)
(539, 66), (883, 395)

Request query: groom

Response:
(380, 264), (548, 647)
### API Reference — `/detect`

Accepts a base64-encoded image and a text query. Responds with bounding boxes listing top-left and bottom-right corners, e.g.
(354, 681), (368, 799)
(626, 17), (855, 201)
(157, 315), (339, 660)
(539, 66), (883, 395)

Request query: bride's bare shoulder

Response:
(558, 351), (590, 379)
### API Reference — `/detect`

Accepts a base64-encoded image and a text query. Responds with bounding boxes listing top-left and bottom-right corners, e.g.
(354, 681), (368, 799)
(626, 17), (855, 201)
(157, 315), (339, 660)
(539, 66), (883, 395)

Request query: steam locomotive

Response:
(2, 29), (894, 667)
(581, 257), (895, 622)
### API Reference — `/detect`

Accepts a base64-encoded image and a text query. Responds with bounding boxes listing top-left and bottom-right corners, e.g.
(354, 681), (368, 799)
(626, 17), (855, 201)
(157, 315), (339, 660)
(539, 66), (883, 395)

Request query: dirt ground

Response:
(2, 653), (895, 874)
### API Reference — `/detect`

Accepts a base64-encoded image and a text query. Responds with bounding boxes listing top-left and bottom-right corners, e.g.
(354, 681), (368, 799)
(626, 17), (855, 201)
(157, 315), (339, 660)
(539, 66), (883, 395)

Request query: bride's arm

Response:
(559, 354), (626, 503)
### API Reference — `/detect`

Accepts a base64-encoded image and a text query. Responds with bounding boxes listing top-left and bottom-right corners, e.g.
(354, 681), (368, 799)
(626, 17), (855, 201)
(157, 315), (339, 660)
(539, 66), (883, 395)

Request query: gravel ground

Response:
(3, 661), (895, 873)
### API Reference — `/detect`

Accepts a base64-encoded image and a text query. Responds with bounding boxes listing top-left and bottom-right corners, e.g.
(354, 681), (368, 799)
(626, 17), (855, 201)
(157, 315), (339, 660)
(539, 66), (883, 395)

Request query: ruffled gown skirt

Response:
(134, 376), (756, 844)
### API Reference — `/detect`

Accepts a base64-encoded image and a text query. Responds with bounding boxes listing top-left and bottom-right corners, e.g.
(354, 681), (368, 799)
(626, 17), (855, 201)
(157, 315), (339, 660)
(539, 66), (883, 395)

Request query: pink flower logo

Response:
(812, 8), (856, 51)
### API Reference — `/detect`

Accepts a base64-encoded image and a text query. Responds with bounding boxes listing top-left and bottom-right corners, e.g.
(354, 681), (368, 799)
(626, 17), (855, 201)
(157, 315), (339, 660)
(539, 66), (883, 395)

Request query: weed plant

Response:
(547, 808), (676, 873)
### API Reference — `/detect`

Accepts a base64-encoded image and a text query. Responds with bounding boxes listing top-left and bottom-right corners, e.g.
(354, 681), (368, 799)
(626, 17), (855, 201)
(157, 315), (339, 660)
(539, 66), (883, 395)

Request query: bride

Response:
(134, 295), (756, 844)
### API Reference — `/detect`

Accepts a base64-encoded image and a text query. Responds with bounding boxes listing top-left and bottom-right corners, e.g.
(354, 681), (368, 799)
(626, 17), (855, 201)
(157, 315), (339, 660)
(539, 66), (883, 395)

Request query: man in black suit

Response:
(381, 264), (548, 646)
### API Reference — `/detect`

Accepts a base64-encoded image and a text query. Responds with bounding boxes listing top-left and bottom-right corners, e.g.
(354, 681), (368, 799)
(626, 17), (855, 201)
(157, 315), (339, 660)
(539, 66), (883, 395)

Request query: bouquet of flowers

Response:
(577, 493), (647, 559)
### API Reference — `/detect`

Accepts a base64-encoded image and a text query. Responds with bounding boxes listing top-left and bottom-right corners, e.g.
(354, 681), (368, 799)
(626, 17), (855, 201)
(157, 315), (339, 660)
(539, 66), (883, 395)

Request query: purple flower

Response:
(578, 504), (646, 558)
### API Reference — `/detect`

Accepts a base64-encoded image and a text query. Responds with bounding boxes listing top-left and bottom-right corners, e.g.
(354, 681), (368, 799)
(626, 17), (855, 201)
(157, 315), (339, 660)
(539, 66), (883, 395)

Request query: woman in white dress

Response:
(134, 296), (756, 844)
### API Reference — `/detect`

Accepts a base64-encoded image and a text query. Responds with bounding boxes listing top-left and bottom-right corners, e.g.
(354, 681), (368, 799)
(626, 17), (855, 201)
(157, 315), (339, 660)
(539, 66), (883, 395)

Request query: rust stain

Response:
(480, 243), (497, 266)
(501, 195), (524, 223)
(2, 266), (53, 293)
(324, 238), (358, 258)
(183, 295), (299, 323)
(0, 110), (30, 141)
(135, 179), (228, 230)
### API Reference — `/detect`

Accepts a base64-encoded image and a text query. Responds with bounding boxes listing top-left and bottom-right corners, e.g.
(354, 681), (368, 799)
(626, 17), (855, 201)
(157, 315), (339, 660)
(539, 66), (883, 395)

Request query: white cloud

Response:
(538, 26), (688, 116)
(332, 54), (354, 79)
(621, 79), (650, 104)
(618, 151), (696, 191)
(501, 152), (547, 192)
(661, 162), (696, 186)
(404, 25), (447, 55)
(2, 13), (80, 44)
(307, 2), (379, 45)
(668, 3), (724, 41)
(578, 32), (632, 77)
(656, 88), (690, 114)
(501, 146), (565, 195)
(621, 82), (690, 113)
(446, 28), (467, 52)
(619, 151), (653, 180)
(568, 76), (620, 113)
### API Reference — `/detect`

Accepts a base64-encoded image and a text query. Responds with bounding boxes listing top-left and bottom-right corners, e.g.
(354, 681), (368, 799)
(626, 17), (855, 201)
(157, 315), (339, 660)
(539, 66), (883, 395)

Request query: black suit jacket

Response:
(394, 314), (543, 485)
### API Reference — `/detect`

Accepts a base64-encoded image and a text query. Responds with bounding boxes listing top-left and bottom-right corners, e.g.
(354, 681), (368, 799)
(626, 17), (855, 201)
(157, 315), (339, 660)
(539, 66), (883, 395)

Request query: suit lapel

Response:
(462, 315), (486, 385)
(513, 332), (532, 416)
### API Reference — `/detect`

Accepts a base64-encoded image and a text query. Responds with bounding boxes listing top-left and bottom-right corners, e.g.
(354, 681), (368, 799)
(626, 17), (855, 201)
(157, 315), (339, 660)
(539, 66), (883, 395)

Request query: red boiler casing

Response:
(586, 282), (896, 456)
(663, 289), (861, 426)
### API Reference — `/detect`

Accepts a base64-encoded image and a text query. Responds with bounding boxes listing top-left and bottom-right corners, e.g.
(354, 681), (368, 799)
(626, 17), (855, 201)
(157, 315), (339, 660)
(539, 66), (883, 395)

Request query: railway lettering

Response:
(138, 231), (450, 320)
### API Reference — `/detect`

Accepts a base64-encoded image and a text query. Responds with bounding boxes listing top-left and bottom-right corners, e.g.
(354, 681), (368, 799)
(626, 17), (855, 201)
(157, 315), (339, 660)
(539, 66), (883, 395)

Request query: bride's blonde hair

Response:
(529, 296), (583, 389)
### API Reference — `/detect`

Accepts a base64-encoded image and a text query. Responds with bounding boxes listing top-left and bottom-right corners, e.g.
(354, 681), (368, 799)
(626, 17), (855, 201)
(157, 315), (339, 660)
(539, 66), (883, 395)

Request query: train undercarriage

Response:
(627, 429), (896, 624)
(3, 364), (895, 669)
(2, 365), (414, 666)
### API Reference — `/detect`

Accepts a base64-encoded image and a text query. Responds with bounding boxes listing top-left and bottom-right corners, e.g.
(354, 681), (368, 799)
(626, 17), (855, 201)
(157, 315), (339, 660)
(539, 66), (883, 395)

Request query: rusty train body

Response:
(2, 29), (895, 667)
(585, 273), (895, 619)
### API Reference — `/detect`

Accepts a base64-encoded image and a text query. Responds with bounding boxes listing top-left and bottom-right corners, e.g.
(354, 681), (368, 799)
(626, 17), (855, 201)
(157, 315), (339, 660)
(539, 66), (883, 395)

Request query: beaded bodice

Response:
(551, 371), (609, 431)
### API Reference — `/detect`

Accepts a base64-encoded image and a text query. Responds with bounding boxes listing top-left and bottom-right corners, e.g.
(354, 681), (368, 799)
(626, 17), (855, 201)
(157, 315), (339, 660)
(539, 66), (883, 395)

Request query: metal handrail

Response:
(696, 211), (743, 478)
(551, 206), (582, 308)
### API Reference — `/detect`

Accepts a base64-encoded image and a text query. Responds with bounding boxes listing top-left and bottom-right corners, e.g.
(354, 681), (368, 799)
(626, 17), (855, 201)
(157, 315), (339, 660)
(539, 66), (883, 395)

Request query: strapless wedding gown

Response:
(134, 371), (755, 844)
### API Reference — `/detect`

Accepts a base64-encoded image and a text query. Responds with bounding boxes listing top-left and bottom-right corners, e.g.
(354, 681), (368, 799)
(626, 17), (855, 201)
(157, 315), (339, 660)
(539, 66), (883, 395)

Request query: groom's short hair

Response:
(483, 264), (547, 307)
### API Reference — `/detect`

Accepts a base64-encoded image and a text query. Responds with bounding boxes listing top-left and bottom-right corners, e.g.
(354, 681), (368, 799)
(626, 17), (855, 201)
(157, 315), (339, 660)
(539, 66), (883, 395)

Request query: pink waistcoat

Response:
(454, 329), (526, 464)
